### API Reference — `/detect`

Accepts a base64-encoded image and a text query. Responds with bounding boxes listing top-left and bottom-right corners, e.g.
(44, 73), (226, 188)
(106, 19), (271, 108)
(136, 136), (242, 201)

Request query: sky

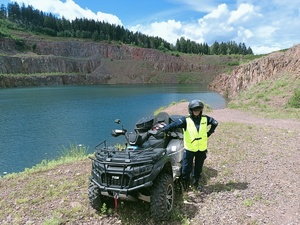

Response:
(2, 0), (300, 54)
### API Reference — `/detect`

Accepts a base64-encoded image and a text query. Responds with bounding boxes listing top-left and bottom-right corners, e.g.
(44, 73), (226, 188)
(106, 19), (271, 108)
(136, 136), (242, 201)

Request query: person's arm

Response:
(163, 116), (186, 132)
(206, 115), (218, 137)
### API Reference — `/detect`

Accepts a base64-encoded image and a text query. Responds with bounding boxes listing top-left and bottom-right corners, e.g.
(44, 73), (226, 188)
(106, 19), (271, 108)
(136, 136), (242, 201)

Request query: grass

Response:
(228, 73), (300, 119)
(1, 143), (89, 179)
(243, 199), (254, 207)
(59, 142), (89, 159)
(287, 88), (300, 108)
(0, 19), (24, 38)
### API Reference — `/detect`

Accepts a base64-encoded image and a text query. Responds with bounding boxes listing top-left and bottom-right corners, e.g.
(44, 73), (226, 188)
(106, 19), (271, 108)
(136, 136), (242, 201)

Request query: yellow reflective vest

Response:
(183, 116), (208, 151)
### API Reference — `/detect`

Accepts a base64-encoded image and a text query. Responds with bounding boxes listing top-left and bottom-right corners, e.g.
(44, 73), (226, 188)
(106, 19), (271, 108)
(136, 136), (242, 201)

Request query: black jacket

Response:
(163, 114), (218, 137)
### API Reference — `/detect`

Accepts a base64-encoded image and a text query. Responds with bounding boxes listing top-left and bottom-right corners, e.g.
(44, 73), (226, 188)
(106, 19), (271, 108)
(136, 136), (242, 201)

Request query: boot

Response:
(182, 180), (190, 191)
(192, 179), (203, 191)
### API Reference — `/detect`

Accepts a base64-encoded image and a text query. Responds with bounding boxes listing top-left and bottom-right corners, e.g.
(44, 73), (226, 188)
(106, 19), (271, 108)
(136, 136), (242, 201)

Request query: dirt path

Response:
(163, 102), (300, 131)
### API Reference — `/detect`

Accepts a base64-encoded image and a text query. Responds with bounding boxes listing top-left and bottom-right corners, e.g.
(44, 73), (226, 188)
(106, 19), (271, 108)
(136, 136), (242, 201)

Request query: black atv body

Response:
(88, 112), (184, 220)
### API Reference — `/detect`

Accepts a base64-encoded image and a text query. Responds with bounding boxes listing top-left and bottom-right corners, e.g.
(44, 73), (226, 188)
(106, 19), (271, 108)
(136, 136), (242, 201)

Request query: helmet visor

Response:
(192, 107), (202, 111)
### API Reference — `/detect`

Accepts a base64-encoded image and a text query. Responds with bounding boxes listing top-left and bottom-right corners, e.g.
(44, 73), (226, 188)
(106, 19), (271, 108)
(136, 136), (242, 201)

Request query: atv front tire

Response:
(150, 173), (174, 220)
(88, 180), (106, 211)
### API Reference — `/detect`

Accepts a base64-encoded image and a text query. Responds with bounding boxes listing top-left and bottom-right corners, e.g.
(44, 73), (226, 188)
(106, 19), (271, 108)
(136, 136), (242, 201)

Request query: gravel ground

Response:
(163, 103), (300, 225)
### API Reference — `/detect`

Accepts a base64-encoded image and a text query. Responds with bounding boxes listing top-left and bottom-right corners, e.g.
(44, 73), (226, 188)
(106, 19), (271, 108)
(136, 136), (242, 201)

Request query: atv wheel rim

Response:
(166, 183), (173, 212)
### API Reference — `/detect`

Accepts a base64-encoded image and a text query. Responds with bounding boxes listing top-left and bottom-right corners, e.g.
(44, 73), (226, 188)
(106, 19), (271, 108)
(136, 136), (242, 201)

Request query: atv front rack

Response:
(90, 144), (168, 193)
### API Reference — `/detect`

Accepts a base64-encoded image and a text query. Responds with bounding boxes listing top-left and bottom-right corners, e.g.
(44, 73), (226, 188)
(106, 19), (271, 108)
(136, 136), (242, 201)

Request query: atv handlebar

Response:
(110, 118), (182, 146)
(148, 129), (161, 136)
(111, 129), (126, 137)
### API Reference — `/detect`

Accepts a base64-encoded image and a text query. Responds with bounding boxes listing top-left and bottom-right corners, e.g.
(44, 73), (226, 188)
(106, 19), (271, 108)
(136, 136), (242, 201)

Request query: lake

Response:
(0, 84), (226, 174)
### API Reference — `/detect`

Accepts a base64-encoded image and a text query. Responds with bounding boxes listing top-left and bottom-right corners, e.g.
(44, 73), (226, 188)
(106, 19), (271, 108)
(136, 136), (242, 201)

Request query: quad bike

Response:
(88, 112), (184, 221)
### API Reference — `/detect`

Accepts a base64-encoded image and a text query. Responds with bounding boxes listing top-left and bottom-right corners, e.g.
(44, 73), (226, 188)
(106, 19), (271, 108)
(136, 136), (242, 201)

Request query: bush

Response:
(59, 143), (89, 159)
(287, 88), (300, 108)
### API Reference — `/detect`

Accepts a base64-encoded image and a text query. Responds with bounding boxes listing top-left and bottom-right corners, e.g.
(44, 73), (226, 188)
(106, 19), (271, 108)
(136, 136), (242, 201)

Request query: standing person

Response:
(162, 99), (218, 190)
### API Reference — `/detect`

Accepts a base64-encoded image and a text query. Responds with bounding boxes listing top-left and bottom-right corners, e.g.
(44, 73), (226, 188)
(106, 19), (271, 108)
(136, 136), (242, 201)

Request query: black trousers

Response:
(182, 149), (207, 182)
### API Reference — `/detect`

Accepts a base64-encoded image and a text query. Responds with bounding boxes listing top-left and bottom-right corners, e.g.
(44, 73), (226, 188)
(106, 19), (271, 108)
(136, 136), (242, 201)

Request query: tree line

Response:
(0, 2), (253, 55)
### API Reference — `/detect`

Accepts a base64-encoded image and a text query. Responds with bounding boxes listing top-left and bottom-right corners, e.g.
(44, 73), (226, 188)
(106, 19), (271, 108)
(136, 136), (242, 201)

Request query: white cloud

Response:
(130, 19), (183, 44)
(203, 3), (229, 20)
(255, 26), (278, 39)
(228, 3), (259, 24)
(251, 45), (280, 55)
(12, 0), (122, 24)
(237, 28), (254, 43)
(130, 4), (232, 45)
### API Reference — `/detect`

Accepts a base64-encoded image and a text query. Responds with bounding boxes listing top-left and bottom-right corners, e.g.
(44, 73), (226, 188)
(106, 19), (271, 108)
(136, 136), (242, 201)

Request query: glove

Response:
(207, 131), (212, 137)
(148, 127), (164, 135)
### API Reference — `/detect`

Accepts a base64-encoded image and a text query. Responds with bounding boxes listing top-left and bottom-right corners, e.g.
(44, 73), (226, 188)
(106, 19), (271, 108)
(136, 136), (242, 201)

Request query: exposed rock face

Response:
(4, 36), (298, 91)
(0, 38), (17, 52)
(0, 38), (195, 75)
(31, 41), (204, 73)
(0, 55), (102, 74)
(0, 37), (232, 87)
(209, 44), (300, 99)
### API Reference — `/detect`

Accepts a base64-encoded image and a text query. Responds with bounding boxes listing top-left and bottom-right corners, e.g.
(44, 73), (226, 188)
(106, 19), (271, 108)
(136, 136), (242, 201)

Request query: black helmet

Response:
(188, 99), (204, 115)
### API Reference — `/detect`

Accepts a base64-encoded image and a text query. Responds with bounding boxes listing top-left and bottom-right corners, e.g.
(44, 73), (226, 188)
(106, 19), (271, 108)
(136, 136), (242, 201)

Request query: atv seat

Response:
(153, 111), (169, 125)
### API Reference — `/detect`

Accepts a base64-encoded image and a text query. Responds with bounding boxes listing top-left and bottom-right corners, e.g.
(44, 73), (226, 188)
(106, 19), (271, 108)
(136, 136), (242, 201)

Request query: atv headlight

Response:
(132, 164), (153, 176)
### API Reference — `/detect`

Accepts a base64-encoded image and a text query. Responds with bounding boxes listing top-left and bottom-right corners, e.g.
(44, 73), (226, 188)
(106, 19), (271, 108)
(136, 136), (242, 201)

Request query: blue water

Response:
(0, 84), (226, 174)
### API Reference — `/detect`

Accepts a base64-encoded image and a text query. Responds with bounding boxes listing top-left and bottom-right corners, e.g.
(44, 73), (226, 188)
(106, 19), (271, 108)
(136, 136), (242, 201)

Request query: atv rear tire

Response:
(150, 173), (174, 220)
(88, 181), (106, 211)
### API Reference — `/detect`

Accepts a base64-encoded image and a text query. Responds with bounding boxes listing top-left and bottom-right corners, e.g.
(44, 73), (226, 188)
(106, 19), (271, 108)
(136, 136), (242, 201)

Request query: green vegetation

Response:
(59, 143), (89, 159)
(228, 74), (300, 119)
(243, 199), (254, 207)
(287, 88), (300, 108)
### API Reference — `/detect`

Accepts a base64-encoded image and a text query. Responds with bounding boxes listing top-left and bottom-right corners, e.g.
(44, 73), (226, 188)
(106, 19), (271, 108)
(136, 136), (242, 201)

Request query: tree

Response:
(211, 41), (220, 55)
(247, 47), (253, 55)
(0, 4), (7, 19)
(91, 30), (99, 41)
(7, 2), (21, 21)
(219, 42), (227, 55)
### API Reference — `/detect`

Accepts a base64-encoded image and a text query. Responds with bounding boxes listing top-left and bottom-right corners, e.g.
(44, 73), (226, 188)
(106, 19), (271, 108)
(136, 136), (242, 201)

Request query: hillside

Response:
(209, 44), (300, 100)
(0, 31), (254, 88)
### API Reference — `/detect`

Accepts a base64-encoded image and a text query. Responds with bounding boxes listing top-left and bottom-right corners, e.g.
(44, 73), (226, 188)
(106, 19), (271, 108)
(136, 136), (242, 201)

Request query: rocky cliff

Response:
(209, 44), (300, 100)
(0, 36), (237, 87)
(4, 35), (297, 92)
